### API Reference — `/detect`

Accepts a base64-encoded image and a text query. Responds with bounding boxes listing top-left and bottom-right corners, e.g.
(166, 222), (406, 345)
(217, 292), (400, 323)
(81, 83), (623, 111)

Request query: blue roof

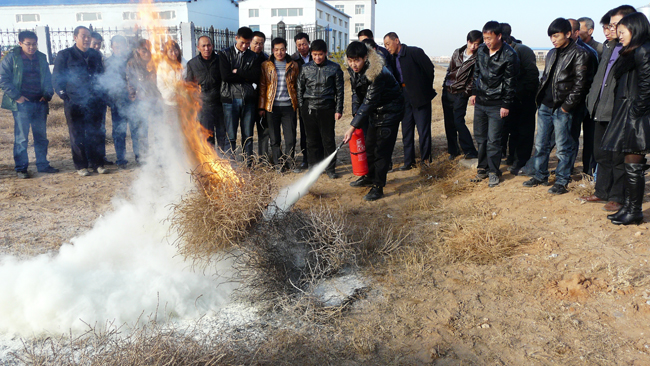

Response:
(0, 0), (188, 6)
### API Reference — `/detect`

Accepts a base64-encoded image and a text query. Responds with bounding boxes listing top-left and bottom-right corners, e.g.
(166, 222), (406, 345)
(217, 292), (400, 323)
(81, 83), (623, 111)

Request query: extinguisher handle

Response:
(337, 140), (346, 150)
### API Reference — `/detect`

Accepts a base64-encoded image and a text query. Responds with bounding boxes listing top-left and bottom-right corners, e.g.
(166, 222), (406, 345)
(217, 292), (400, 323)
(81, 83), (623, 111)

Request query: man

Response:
(218, 26), (263, 164)
(103, 35), (131, 169)
(499, 24), (539, 175)
(291, 32), (312, 172)
(343, 41), (404, 201)
(358, 29), (392, 71)
(186, 36), (225, 151)
(578, 17), (604, 60)
(90, 31), (112, 166)
(53, 26), (106, 176)
(297, 39), (344, 179)
(383, 32), (436, 170)
(523, 18), (590, 195)
(442, 30), (481, 161)
(582, 5), (637, 211)
(0, 30), (57, 178)
(250, 31), (271, 162)
(469, 21), (518, 187)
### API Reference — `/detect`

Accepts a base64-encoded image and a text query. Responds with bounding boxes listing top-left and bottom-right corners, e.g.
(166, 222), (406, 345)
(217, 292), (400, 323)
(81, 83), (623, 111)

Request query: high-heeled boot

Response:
(607, 187), (630, 221)
(611, 162), (646, 225)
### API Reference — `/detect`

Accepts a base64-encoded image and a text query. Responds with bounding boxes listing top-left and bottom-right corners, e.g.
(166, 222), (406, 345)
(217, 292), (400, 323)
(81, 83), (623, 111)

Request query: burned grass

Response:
(568, 173), (596, 198)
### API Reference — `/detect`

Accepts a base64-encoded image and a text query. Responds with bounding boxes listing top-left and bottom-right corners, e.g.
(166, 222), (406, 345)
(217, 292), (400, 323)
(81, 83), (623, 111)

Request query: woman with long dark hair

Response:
(601, 12), (650, 225)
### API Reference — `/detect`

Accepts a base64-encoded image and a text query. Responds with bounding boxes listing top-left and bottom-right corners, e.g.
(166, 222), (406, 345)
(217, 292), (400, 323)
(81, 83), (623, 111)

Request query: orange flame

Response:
(136, 0), (241, 190)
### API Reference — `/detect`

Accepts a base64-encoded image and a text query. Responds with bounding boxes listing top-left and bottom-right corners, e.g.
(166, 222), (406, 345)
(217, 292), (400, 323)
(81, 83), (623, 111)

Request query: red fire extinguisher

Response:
(349, 128), (369, 176)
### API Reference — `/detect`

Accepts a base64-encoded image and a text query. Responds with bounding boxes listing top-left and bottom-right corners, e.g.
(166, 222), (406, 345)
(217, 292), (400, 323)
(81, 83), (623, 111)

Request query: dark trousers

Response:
(569, 103), (589, 172)
(302, 106), (336, 173)
(64, 101), (105, 170)
(256, 112), (271, 161)
(367, 122), (400, 187)
(267, 105), (297, 166)
(502, 97), (536, 170)
(98, 103), (107, 161)
(473, 103), (505, 174)
(593, 121), (625, 203)
(402, 88), (432, 166)
(199, 102), (226, 152)
(297, 109), (309, 164)
(12, 101), (50, 172)
(581, 115), (597, 175)
(110, 101), (130, 165)
(441, 89), (477, 157)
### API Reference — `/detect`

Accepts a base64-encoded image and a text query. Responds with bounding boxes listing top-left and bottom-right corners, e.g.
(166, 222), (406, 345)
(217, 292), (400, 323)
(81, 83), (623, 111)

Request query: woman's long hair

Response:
(162, 39), (182, 64)
(619, 12), (650, 56)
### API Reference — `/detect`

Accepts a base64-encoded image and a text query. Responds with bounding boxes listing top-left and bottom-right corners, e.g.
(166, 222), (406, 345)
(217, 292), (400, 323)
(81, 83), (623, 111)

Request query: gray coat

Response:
(586, 40), (620, 122)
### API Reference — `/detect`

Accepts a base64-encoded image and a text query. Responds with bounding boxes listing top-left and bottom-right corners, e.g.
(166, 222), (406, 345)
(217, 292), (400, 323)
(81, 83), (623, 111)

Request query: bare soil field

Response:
(2, 65), (650, 365)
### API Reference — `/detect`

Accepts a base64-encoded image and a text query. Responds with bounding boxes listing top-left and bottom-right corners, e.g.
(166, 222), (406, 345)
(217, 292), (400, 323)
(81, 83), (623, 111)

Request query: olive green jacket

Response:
(0, 47), (53, 112)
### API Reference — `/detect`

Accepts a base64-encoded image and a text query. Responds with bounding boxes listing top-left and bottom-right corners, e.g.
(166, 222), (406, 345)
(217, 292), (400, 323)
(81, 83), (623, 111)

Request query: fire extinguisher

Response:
(349, 128), (369, 176)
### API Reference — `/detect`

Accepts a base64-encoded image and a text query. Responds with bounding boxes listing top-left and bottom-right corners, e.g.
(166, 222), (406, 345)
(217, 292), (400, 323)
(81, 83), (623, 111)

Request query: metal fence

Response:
(0, 28), (35, 58)
(272, 24), (330, 56)
(194, 26), (236, 52)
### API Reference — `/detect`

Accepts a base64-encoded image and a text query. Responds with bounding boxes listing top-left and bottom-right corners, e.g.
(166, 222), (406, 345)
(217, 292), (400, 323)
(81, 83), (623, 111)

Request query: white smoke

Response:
(0, 106), (237, 336)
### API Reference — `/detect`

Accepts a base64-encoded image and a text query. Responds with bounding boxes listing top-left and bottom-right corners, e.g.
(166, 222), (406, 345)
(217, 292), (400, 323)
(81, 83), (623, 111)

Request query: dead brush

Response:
(418, 153), (475, 197)
(568, 173), (595, 197)
(168, 156), (279, 268)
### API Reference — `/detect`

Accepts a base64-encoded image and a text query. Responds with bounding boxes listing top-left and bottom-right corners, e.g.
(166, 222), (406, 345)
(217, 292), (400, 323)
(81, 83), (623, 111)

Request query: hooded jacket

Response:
(472, 42), (519, 109)
(297, 59), (344, 114)
(443, 45), (478, 97)
(348, 47), (404, 129)
(0, 47), (53, 112)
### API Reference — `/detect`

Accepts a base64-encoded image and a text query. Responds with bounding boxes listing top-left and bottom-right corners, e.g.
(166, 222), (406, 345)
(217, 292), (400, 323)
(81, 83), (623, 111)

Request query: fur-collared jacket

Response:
(348, 47), (404, 129)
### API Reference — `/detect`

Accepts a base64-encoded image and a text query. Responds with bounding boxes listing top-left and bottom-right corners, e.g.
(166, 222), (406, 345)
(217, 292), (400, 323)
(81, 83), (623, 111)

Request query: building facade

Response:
(238, 0), (350, 54)
(0, 0), (239, 32)
(324, 0), (375, 42)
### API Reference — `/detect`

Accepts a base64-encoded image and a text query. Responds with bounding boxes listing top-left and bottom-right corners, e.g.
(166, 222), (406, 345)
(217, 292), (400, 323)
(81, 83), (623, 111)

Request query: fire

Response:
(136, 0), (241, 190)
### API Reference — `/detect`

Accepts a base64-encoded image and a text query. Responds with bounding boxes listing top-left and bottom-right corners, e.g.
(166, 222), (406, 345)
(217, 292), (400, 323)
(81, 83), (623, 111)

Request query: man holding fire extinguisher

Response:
(343, 41), (405, 201)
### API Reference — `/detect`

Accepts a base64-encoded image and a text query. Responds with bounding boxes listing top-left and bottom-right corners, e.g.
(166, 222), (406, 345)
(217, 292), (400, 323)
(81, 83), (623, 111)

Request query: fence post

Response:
(180, 21), (195, 59)
(35, 25), (53, 65)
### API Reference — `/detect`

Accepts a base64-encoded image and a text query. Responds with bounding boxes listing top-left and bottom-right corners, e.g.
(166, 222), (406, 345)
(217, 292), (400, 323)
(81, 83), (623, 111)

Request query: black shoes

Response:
(38, 166), (59, 174)
(327, 171), (340, 179)
(464, 153), (478, 159)
(293, 161), (309, 173)
(611, 162), (646, 225)
(397, 163), (416, 171)
(523, 177), (550, 187)
(350, 175), (373, 187)
(363, 186), (383, 201)
(548, 184), (568, 195)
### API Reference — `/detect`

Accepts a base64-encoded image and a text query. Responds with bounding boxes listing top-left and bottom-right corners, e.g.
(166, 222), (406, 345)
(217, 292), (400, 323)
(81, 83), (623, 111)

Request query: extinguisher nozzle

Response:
(337, 140), (346, 151)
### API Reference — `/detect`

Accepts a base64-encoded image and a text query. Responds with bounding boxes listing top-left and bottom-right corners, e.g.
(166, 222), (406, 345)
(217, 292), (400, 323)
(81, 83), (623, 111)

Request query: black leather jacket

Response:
(297, 59), (344, 114)
(472, 43), (519, 109)
(218, 45), (262, 103)
(536, 39), (591, 112)
(444, 45), (477, 97)
(187, 52), (221, 105)
(52, 45), (104, 106)
(349, 51), (404, 129)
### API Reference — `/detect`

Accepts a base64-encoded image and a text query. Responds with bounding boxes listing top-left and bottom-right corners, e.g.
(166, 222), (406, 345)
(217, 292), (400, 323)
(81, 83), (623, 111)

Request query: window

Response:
(355, 5), (365, 15)
(271, 8), (303, 17)
(355, 23), (364, 34)
(335, 5), (344, 13)
(122, 12), (141, 20)
(339, 19), (342, 26)
(154, 11), (175, 20)
(249, 9), (259, 17)
(318, 10), (323, 19)
(249, 25), (260, 31)
(326, 13), (330, 21)
(16, 14), (40, 22)
(345, 21), (348, 28)
(333, 16), (337, 24)
(77, 12), (102, 21)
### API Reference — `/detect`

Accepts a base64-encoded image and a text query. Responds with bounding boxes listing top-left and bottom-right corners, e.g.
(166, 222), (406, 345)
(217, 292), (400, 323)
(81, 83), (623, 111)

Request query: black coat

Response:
(601, 42), (650, 153)
(510, 41), (539, 101)
(443, 45), (478, 97)
(297, 59), (344, 114)
(52, 46), (104, 106)
(586, 40), (621, 122)
(472, 43), (519, 109)
(186, 52), (221, 106)
(291, 52), (312, 68)
(348, 48), (404, 129)
(391, 44), (435, 108)
(218, 45), (262, 103)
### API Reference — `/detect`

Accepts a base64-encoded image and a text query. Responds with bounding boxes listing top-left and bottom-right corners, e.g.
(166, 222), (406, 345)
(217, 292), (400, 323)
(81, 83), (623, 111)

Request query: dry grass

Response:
(568, 173), (596, 197)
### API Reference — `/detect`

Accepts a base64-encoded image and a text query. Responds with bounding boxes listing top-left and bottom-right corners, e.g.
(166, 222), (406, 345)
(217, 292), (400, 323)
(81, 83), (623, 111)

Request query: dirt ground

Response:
(2, 64), (650, 365)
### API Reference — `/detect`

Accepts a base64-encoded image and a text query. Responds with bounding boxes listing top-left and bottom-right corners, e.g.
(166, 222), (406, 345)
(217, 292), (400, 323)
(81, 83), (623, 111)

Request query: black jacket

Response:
(536, 39), (591, 112)
(348, 48), (404, 129)
(472, 43), (519, 109)
(186, 52), (221, 105)
(510, 41), (539, 101)
(218, 45), (262, 103)
(586, 40), (621, 122)
(297, 59), (344, 114)
(391, 44), (436, 108)
(601, 42), (650, 153)
(443, 45), (478, 97)
(291, 52), (312, 68)
(52, 45), (104, 106)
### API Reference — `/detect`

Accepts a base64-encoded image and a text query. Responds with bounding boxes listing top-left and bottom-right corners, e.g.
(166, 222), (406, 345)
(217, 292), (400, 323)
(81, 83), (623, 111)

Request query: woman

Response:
(258, 37), (300, 172)
(157, 39), (186, 123)
(126, 39), (160, 163)
(601, 12), (650, 225)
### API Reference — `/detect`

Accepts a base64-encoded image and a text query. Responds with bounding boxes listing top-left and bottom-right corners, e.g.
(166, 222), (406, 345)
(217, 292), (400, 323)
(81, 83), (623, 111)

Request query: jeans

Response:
(267, 105), (297, 166)
(533, 104), (574, 186)
(111, 101), (129, 165)
(402, 88), (433, 165)
(302, 106), (337, 173)
(128, 99), (154, 163)
(473, 103), (505, 174)
(222, 99), (256, 160)
(13, 100), (49, 172)
(442, 90), (477, 157)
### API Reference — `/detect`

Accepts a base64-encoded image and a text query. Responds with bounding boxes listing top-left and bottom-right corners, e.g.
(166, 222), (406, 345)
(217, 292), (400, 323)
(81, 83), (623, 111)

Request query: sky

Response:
(375, 0), (649, 57)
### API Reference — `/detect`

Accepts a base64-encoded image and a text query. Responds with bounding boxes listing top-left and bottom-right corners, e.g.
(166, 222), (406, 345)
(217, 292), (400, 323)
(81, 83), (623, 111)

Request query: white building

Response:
(238, 0), (351, 54)
(0, 0), (239, 31)
(324, 0), (375, 42)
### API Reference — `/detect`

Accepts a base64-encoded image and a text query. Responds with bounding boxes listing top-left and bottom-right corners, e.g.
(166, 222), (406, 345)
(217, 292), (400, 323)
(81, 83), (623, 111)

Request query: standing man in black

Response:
(357, 29), (393, 75)
(186, 36), (225, 151)
(53, 26), (106, 176)
(469, 21), (519, 188)
(383, 32), (436, 170)
(251, 31), (271, 162)
(291, 33), (312, 172)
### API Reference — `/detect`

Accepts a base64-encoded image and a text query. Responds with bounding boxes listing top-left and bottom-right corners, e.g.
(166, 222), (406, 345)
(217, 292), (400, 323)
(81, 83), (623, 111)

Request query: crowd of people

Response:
(1, 5), (649, 217)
